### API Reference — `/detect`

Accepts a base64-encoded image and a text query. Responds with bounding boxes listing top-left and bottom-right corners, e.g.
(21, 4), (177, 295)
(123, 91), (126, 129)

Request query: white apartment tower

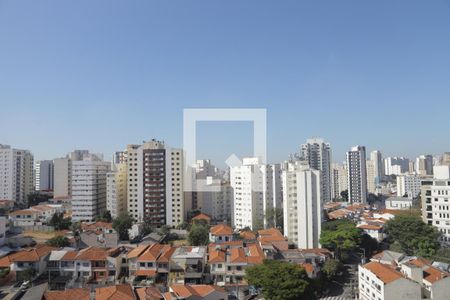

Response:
(71, 154), (110, 222)
(230, 158), (282, 230)
(366, 160), (376, 194)
(346, 146), (367, 203)
(35, 160), (54, 191)
(421, 166), (450, 245)
(384, 157), (410, 176)
(300, 138), (332, 202)
(282, 161), (322, 248)
(0, 145), (34, 204)
(370, 150), (383, 183)
(126, 140), (184, 227)
(106, 163), (128, 218)
(397, 174), (421, 198)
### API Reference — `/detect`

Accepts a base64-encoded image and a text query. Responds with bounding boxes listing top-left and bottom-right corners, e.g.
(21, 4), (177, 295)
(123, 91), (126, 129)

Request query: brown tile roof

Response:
(44, 288), (90, 300)
(9, 209), (37, 216)
(76, 247), (108, 261)
(210, 224), (233, 236)
(192, 213), (211, 221)
(0, 256), (12, 268)
(61, 251), (78, 261)
(135, 269), (157, 277)
(300, 262), (314, 275)
(5, 244), (54, 263)
(408, 257), (431, 268)
(423, 266), (450, 284)
(239, 230), (256, 240)
(170, 284), (226, 298)
(95, 284), (135, 300)
(135, 287), (163, 300)
(208, 247), (226, 263)
(137, 244), (173, 262)
(363, 261), (403, 284)
(127, 245), (150, 259)
(81, 221), (113, 231)
(230, 248), (247, 263)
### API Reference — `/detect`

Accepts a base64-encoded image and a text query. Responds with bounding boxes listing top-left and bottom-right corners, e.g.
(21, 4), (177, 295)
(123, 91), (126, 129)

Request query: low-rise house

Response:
(95, 284), (135, 300)
(0, 244), (54, 281)
(370, 250), (405, 265)
(135, 243), (175, 286)
(385, 196), (414, 210)
(209, 224), (234, 243)
(170, 246), (207, 284)
(357, 224), (386, 242)
(208, 243), (264, 286)
(257, 228), (289, 258)
(8, 204), (57, 227)
(166, 284), (228, 300)
(359, 261), (421, 300)
(127, 244), (150, 277)
(47, 246), (123, 285)
(191, 213), (212, 225)
(79, 221), (118, 248)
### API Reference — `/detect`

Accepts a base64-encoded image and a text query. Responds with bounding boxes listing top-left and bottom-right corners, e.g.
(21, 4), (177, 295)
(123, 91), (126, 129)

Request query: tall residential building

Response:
(331, 163), (348, 200)
(0, 144), (34, 204)
(346, 146), (367, 203)
(106, 163), (128, 219)
(188, 160), (233, 222)
(126, 139), (184, 227)
(370, 150), (383, 183)
(397, 174), (421, 198)
(300, 138), (332, 202)
(282, 161), (322, 248)
(441, 152), (450, 166)
(421, 166), (450, 245)
(366, 160), (376, 194)
(71, 154), (110, 222)
(35, 160), (54, 191)
(384, 157), (410, 176)
(53, 150), (99, 199)
(230, 158), (282, 230)
(416, 155), (433, 176)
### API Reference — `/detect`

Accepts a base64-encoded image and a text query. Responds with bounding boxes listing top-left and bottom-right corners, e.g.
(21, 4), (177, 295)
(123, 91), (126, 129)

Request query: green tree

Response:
(112, 213), (134, 240)
(49, 212), (71, 230)
(96, 210), (112, 222)
(46, 235), (70, 247)
(386, 213), (440, 258)
(188, 223), (209, 246)
(322, 259), (342, 280)
(360, 234), (379, 257)
(320, 219), (361, 260)
(27, 192), (52, 207)
(264, 207), (284, 230)
(246, 260), (314, 300)
(19, 268), (36, 282)
(340, 190), (348, 201)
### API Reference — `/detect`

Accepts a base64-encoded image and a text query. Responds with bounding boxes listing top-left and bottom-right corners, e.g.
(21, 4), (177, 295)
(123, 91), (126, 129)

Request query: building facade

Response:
(106, 163), (128, 219)
(346, 146), (367, 203)
(397, 174), (421, 198)
(71, 154), (110, 222)
(35, 160), (54, 191)
(0, 144), (34, 205)
(300, 138), (332, 202)
(282, 161), (322, 248)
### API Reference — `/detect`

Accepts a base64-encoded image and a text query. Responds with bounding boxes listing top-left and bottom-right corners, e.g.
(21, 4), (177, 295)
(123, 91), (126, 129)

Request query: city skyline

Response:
(2, 0), (450, 163)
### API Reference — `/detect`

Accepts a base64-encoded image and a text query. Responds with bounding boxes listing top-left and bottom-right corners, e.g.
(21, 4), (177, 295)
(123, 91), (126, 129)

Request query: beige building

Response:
(0, 144), (34, 205)
(106, 163), (128, 218)
(126, 139), (184, 227)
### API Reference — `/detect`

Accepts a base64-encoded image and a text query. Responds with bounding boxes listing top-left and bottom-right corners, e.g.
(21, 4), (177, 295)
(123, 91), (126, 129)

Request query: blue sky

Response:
(1, 0), (450, 166)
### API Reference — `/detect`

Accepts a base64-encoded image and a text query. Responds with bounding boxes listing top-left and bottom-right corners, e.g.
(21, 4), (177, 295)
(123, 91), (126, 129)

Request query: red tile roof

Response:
(95, 284), (135, 300)
(44, 288), (90, 300)
(170, 284), (226, 298)
(210, 224), (233, 236)
(363, 261), (403, 284)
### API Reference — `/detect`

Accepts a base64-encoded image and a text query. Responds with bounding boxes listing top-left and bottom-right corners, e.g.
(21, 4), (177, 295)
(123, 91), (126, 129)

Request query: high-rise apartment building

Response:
(366, 160), (376, 194)
(331, 163), (348, 200)
(421, 166), (450, 245)
(397, 174), (421, 198)
(416, 155), (433, 176)
(370, 150), (383, 182)
(300, 138), (332, 202)
(282, 161), (322, 248)
(230, 158), (282, 230)
(71, 154), (110, 222)
(126, 139), (184, 227)
(384, 157), (410, 176)
(0, 144), (34, 205)
(106, 163), (128, 219)
(346, 146), (367, 203)
(35, 160), (54, 191)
